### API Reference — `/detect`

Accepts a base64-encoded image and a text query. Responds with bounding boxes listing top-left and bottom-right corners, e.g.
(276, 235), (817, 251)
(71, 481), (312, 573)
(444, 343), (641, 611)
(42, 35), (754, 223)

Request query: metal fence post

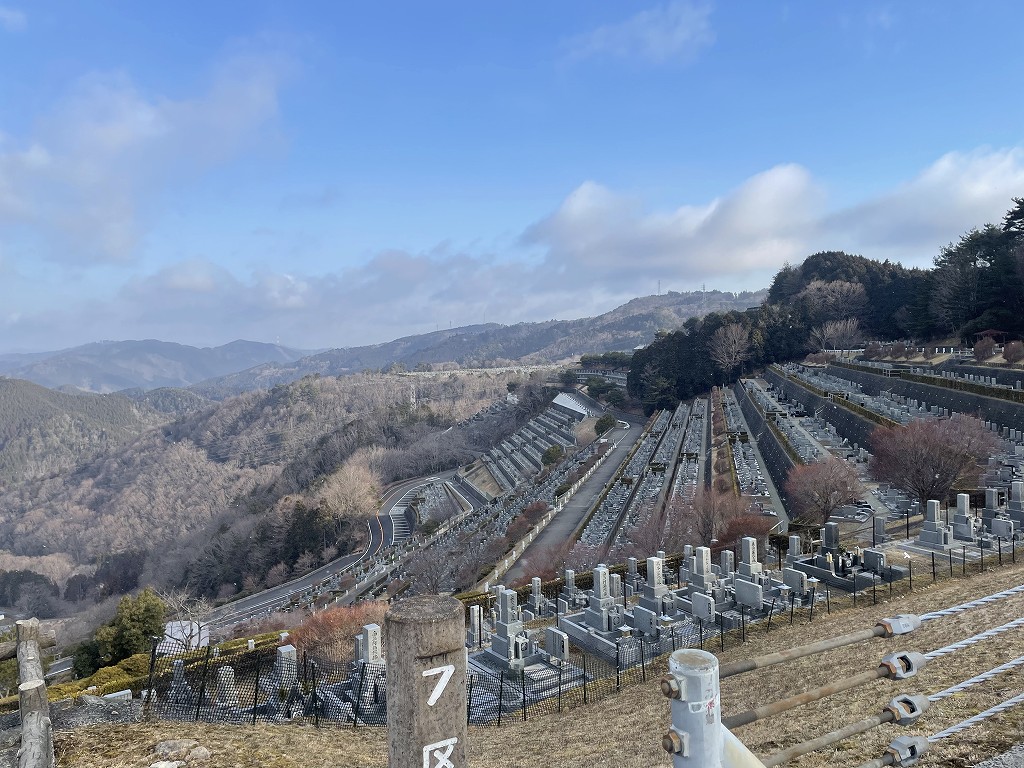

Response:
(144, 636), (159, 721)
(660, 649), (722, 767)
(497, 671), (504, 726)
(615, 642), (621, 690)
(251, 655), (261, 726)
(557, 664), (562, 713)
(582, 654), (588, 704)
(194, 645), (212, 722)
(640, 638), (647, 682)
(353, 661), (367, 727)
(466, 675), (474, 725)
(931, 552), (936, 582)
(521, 669), (527, 722)
(312, 661), (319, 728)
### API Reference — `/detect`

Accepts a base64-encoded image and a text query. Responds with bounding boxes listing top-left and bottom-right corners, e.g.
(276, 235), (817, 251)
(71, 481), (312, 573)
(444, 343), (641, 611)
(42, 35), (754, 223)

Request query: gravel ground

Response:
(976, 742), (1024, 768)
(0, 695), (142, 767)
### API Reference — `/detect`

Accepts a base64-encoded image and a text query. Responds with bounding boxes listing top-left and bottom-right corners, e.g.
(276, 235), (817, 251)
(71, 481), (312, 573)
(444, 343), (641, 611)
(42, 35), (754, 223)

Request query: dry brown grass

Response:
(56, 561), (1024, 767)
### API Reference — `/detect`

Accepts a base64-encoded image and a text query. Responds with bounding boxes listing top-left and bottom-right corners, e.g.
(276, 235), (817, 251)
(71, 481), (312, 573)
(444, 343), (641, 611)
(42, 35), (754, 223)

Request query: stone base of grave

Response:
(557, 619), (621, 665)
(793, 559), (908, 592)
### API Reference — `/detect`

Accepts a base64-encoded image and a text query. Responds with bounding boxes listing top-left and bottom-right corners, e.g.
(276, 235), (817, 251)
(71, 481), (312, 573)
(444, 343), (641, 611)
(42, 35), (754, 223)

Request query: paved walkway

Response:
(504, 414), (647, 583)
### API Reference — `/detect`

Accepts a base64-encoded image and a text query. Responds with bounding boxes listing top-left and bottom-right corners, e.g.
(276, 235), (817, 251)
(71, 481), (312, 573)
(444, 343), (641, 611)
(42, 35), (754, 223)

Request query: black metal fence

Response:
(142, 534), (1019, 728)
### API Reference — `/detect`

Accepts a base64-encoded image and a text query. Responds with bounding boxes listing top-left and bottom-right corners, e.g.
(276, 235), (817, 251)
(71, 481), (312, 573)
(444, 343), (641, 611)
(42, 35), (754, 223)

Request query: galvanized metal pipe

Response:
(661, 649), (724, 768)
(719, 626), (884, 679)
(760, 711), (894, 767)
(723, 666), (886, 729)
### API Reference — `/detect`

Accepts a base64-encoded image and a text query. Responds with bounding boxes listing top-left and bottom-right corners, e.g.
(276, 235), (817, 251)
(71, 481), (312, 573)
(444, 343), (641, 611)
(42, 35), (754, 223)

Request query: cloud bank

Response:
(0, 48), (290, 263)
(3, 145), (1023, 353)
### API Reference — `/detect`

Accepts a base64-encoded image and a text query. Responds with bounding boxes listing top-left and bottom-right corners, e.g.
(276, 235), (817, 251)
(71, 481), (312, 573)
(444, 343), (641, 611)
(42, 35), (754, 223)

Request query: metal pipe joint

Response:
(876, 615), (921, 637)
(885, 735), (930, 765)
(880, 651), (927, 680)
(885, 694), (929, 724)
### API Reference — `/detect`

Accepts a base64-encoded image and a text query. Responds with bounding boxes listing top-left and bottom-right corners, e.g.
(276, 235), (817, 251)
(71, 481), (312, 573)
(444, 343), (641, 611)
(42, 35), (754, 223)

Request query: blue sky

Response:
(1, 1), (1023, 352)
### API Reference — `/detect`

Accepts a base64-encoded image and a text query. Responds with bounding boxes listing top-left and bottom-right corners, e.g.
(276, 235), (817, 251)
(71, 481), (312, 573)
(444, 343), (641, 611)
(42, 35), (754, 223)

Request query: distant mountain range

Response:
(190, 289), (768, 398)
(0, 339), (311, 394)
(0, 289), (767, 397)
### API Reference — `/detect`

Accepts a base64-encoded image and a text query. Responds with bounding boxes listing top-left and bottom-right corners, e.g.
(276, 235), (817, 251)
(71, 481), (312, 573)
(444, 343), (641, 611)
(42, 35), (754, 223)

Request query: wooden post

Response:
(16, 618), (55, 768)
(18, 680), (54, 768)
(16, 620), (45, 684)
(385, 596), (467, 768)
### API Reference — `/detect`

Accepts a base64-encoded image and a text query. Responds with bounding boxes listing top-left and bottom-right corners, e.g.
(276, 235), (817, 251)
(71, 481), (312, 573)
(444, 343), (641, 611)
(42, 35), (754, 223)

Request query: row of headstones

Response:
(935, 369), (1024, 391)
(147, 634), (390, 725)
(919, 486), (1024, 549)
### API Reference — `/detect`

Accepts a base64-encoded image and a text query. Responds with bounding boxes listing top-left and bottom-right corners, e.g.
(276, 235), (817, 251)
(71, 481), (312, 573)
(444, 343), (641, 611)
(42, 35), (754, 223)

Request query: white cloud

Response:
(523, 164), (822, 288)
(0, 5), (26, 32)
(821, 148), (1024, 263)
(0, 48), (290, 263)
(566, 1), (714, 64)
(4, 146), (1024, 352)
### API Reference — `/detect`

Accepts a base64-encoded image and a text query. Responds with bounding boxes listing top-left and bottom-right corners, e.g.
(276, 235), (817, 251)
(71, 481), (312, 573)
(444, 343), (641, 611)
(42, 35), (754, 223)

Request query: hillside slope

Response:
(53, 561), (1024, 768)
(0, 370), (548, 602)
(1, 339), (311, 393)
(192, 289), (767, 398)
(0, 377), (166, 488)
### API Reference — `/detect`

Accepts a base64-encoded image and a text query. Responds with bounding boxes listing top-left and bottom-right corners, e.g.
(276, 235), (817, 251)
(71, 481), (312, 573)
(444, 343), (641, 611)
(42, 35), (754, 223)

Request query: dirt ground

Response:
(56, 560), (1024, 768)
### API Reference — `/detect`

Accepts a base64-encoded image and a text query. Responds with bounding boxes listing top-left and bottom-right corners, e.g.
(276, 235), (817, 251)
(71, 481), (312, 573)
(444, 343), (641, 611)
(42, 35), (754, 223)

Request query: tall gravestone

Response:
(584, 565), (620, 634)
(952, 493), (979, 542)
(917, 500), (953, 550)
(738, 537), (762, 579)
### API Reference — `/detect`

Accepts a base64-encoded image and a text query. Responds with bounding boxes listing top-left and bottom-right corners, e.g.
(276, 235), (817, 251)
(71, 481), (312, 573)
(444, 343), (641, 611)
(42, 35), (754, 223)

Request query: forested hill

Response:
(191, 289), (767, 398)
(0, 369), (551, 612)
(629, 198), (1024, 411)
(0, 339), (310, 394)
(0, 378), (167, 487)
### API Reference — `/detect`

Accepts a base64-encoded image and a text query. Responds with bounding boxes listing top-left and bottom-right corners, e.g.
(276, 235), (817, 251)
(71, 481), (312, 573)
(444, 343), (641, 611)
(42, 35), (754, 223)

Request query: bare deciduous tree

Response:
(666, 488), (747, 550)
(798, 280), (867, 323)
(1004, 340), (1024, 365)
(406, 547), (451, 594)
(154, 587), (213, 651)
(709, 324), (751, 378)
(869, 415), (1000, 507)
(973, 337), (996, 361)
(784, 457), (864, 526)
(809, 318), (861, 351)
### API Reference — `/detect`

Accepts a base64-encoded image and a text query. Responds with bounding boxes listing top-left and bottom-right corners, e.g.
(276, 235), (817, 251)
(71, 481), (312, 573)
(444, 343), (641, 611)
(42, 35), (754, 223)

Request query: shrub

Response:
(288, 602), (389, 665)
(1004, 340), (1024, 365)
(974, 337), (996, 361)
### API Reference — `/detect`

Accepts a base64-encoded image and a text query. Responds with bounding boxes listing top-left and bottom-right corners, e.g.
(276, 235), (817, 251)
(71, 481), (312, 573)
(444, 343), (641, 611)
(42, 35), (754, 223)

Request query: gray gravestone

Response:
(691, 592), (715, 622)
